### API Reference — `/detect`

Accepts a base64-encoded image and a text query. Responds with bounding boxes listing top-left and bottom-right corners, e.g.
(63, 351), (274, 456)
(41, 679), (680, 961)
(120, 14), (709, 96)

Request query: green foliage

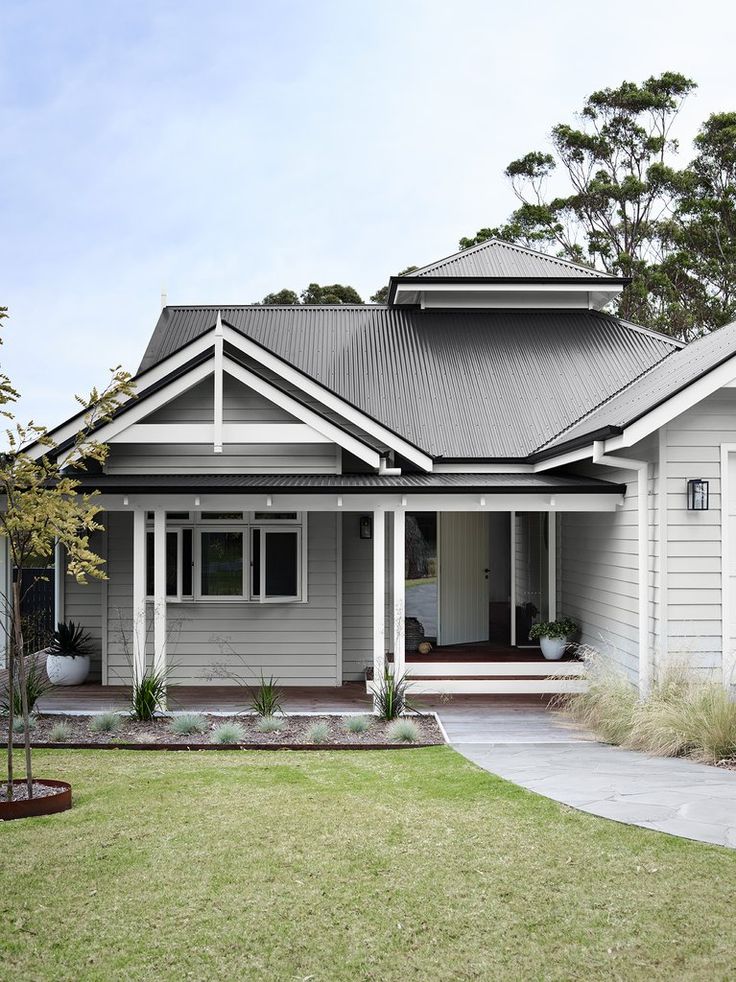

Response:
(387, 718), (421, 743)
(49, 721), (73, 742)
(370, 266), (418, 304)
(345, 715), (371, 734)
(210, 722), (245, 744)
(528, 617), (578, 641)
(130, 669), (169, 722)
(260, 288), (300, 305)
(169, 713), (208, 736)
(249, 675), (283, 717)
(90, 712), (122, 735)
(12, 714), (36, 735)
(48, 620), (93, 658)
(373, 670), (413, 721)
(560, 665), (638, 746)
(304, 721), (330, 744)
(260, 284), (363, 305)
(2, 657), (50, 716)
(256, 715), (284, 733)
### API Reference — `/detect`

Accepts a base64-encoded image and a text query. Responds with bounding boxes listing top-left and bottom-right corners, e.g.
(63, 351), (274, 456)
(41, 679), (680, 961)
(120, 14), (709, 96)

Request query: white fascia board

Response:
(393, 282), (621, 294)
(94, 491), (623, 513)
(434, 463), (534, 473)
(57, 359), (215, 463)
(108, 423), (332, 445)
(221, 324), (433, 471)
(28, 329), (218, 459)
(532, 445), (597, 472)
(223, 357), (381, 469)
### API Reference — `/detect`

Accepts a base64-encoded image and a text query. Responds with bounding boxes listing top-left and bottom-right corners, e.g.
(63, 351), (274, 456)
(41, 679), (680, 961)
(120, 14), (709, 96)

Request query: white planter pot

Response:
(539, 637), (568, 661)
(46, 653), (90, 686)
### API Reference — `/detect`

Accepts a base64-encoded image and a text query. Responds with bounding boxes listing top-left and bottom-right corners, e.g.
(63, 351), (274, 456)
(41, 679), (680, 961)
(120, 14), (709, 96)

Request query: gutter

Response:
(592, 441), (651, 697)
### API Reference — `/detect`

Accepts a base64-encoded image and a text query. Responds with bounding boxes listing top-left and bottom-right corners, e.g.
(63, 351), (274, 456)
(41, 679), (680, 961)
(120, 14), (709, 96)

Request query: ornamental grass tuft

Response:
(169, 713), (208, 736)
(210, 722), (245, 745)
(387, 718), (421, 743)
(49, 721), (73, 742)
(90, 711), (122, 735)
(345, 715), (371, 735)
(304, 721), (330, 744)
(256, 716), (284, 733)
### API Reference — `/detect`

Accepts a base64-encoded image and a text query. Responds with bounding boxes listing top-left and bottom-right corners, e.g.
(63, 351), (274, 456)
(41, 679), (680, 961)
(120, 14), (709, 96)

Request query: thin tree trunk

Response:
(6, 627), (13, 800)
(12, 579), (33, 797)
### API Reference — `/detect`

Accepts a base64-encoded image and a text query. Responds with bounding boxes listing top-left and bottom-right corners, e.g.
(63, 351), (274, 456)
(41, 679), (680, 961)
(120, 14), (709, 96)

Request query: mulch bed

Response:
(1, 781), (61, 802)
(1, 713), (444, 750)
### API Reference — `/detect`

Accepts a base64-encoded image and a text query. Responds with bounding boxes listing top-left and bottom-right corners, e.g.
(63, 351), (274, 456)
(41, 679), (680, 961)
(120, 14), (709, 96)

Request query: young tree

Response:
(461, 72), (698, 331)
(370, 267), (418, 304)
(1, 312), (134, 799)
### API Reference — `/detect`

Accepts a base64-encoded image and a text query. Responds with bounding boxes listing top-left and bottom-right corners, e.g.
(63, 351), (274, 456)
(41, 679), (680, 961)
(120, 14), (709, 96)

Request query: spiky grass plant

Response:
(256, 715), (284, 734)
(345, 715), (371, 735)
(130, 668), (168, 722)
(387, 718), (421, 743)
(12, 714), (36, 735)
(169, 713), (208, 736)
(90, 711), (122, 735)
(2, 657), (51, 717)
(49, 720), (73, 743)
(373, 670), (412, 721)
(304, 721), (330, 744)
(249, 675), (283, 717)
(210, 722), (245, 745)
(557, 651), (638, 745)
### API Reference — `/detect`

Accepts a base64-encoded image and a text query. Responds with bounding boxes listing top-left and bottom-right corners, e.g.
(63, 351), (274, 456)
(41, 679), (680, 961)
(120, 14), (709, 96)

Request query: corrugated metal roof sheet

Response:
(408, 238), (612, 280)
(72, 472), (624, 493)
(139, 306), (678, 459)
(543, 319), (736, 450)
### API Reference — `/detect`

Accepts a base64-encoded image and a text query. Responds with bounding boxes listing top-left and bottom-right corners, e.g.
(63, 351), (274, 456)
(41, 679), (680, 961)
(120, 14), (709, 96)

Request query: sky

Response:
(1, 0), (735, 425)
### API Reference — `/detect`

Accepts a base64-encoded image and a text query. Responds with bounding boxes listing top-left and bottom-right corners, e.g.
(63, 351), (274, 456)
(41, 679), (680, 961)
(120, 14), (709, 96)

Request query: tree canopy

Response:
(259, 283), (363, 305)
(370, 267), (418, 304)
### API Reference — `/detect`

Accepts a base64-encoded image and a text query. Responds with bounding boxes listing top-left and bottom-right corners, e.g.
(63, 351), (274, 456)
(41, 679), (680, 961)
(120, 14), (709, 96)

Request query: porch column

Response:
(153, 509), (167, 697)
(132, 509), (146, 686)
(392, 509), (406, 678)
(372, 508), (386, 691)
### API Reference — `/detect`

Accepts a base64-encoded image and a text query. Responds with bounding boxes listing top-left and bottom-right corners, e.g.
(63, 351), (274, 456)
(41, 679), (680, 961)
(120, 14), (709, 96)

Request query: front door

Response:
(438, 513), (490, 645)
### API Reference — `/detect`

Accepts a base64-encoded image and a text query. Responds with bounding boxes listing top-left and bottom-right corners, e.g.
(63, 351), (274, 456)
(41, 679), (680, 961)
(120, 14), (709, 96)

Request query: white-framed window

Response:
(145, 511), (306, 604)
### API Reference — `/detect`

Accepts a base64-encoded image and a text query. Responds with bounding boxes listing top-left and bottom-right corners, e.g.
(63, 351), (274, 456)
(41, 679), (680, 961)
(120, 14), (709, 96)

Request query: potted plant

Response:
(46, 620), (93, 686)
(528, 617), (578, 660)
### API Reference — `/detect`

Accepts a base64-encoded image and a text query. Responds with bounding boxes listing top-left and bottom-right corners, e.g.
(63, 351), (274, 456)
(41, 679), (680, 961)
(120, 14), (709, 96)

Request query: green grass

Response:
(2, 748), (735, 980)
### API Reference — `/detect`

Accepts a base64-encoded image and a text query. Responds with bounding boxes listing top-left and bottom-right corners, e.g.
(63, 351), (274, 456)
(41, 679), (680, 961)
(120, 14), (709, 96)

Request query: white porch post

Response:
(153, 509), (167, 703)
(372, 509), (386, 695)
(392, 508), (405, 678)
(132, 509), (147, 686)
(53, 540), (64, 627)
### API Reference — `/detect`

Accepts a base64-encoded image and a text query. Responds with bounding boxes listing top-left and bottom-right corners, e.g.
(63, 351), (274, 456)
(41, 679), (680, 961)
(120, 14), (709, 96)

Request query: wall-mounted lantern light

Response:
(687, 478), (709, 511)
(359, 515), (373, 539)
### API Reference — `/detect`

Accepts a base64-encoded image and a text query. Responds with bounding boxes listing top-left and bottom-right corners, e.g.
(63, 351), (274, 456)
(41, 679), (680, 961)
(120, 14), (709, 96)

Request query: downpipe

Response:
(592, 441), (651, 697)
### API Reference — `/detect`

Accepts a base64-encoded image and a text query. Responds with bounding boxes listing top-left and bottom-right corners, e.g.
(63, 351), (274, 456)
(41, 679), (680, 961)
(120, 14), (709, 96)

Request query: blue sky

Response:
(2, 0), (735, 424)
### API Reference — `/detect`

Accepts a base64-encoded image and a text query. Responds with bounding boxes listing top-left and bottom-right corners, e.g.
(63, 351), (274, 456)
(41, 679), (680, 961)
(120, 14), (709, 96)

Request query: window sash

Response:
(250, 527), (302, 602)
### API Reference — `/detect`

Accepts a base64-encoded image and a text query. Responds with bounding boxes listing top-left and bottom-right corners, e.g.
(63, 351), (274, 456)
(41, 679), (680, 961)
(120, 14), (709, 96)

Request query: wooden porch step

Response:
(403, 660), (585, 678)
(368, 677), (589, 695)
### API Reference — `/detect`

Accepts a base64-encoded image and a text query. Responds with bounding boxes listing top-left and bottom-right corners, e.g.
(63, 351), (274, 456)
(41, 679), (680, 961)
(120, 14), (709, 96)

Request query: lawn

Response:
(2, 748), (736, 980)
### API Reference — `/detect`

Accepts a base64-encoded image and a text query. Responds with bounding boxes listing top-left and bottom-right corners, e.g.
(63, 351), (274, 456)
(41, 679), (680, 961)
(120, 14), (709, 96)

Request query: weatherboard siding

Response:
(62, 530), (105, 683)
(99, 511), (339, 687)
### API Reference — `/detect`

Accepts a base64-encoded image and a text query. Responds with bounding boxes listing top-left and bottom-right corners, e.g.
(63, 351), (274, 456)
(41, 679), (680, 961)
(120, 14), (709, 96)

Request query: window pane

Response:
(253, 512), (297, 521)
(166, 532), (178, 596)
(182, 529), (193, 596)
(201, 512), (243, 521)
(201, 532), (243, 596)
(146, 532), (154, 596)
(514, 512), (549, 644)
(251, 529), (261, 598)
(265, 531), (298, 597)
(405, 513), (437, 642)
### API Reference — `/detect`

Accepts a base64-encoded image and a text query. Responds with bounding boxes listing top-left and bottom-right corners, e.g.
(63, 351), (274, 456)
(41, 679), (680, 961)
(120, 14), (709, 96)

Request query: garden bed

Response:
(2, 713), (444, 750)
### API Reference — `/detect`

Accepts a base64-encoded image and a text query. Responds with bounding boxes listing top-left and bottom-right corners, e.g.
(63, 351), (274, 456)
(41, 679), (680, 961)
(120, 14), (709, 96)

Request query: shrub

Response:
(2, 657), (51, 717)
(131, 669), (168, 722)
(345, 715), (371, 734)
(48, 620), (93, 657)
(373, 670), (413, 721)
(304, 721), (330, 744)
(210, 722), (245, 744)
(90, 711), (122, 735)
(49, 720), (72, 742)
(256, 716), (284, 733)
(529, 617), (578, 642)
(249, 675), (283, 717)
(12, 715), (36, 735)
(387, 718), (421, 743)
(169, 713), (208, 736)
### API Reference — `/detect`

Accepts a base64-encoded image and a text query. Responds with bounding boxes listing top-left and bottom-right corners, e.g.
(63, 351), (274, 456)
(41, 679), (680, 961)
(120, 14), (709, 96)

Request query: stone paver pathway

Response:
(418, 696), (736, 849)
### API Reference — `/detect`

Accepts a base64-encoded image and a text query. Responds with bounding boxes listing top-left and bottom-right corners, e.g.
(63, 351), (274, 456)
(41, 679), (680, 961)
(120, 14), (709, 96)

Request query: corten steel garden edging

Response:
(18, 741), (442, 752)
(0, 779), (72, 821)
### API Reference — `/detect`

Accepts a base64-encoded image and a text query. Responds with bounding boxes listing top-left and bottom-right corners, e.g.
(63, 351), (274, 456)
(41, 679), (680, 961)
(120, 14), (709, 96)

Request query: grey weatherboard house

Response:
(21, 238), (736, 700)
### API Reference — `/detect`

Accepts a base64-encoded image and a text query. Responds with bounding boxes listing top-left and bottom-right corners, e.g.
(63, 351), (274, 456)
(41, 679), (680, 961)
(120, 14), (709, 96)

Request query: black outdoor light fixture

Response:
(359, 515), (373, 539)
(687, 478), (709, 511)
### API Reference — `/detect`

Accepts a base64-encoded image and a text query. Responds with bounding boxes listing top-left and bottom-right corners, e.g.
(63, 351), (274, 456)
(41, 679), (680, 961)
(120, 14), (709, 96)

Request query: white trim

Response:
(132, 509), (147, 685)
(153, 509), (167, 685)
(404, 661), (586, 678)
(510, 511), (516, 647)
(392, 509), (406, 678)
(101, 523), (108, 685)
(335, 513), (342, 685)
(548, 512), (557, 622)
(221, 324), (433, 472)
(53, 540), (64, 626)
(393, 281), (622, 295)
(372, 509), (386, 691)
(108, 422), (332, 445)
(720, 444), (736, 688)
(370, 678), (589, 695)
(657, 426), (669, 675)
(434, 463), (534, 474)
(213, 312), (224, 453)
(224, 357), (382, 469)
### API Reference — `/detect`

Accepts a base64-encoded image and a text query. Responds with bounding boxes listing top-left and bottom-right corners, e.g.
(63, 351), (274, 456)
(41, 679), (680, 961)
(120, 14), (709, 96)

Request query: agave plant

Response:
(48, 620), (93, 658)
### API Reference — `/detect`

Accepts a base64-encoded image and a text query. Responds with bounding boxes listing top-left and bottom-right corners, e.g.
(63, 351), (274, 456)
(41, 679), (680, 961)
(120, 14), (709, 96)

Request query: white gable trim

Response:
(109, 423), (332, 445)
(223, 357), (381, 469)
(221, 324), (433, 471)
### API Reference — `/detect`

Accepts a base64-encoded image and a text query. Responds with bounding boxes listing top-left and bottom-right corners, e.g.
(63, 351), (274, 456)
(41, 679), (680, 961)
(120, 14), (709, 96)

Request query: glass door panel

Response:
(514, 513), (549, 646)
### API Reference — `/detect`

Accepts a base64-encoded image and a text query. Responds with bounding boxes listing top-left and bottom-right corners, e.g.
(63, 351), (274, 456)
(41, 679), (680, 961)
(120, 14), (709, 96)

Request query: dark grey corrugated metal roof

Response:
(139, 306), (678, 459)
(543, 319), (736, 450)
(72, 472), (625, 494)
(408, 238), (612, 280)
